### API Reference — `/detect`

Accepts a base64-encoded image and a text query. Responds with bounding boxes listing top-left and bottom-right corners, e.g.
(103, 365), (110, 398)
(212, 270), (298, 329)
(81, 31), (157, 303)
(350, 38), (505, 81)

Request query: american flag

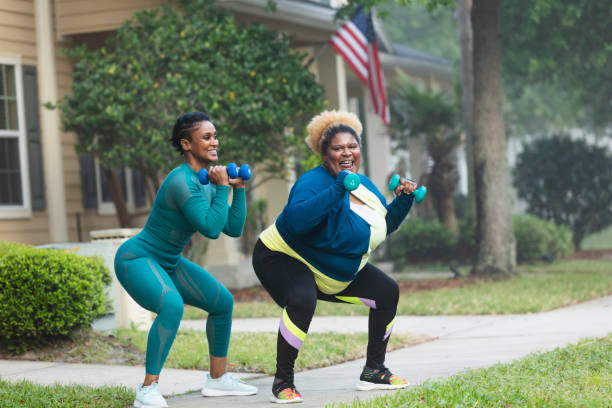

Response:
(330, 8), (390, 124)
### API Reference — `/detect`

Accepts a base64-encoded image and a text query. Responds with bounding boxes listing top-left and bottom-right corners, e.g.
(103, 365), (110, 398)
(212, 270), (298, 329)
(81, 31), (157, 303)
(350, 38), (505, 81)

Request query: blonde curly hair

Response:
(305, 110), (363, 154)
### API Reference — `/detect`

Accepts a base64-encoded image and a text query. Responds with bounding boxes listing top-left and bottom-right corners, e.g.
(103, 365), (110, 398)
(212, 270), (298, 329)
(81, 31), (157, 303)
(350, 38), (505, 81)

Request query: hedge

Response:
(0, 242), (111, 352)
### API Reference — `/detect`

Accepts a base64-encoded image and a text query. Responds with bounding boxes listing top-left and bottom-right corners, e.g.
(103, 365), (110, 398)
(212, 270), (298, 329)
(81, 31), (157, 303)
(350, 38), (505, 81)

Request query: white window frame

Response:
(0, 54), (31, 219)
(94, 158), (137, 216)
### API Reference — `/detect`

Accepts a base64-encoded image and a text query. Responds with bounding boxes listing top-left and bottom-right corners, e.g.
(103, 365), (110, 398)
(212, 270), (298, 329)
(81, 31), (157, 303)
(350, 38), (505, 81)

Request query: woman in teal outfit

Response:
(114, 112), (257, 408)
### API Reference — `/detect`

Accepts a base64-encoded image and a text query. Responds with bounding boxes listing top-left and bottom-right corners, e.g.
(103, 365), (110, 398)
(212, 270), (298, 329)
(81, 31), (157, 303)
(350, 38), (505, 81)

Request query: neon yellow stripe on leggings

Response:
(282, 308), (306, 341)
(335, 296), (365, 306)
(386, 317), (396, 333)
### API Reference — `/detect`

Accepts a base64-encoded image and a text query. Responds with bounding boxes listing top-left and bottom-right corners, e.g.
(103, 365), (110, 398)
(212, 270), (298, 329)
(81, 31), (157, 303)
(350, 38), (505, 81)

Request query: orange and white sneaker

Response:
(356, 365), (409, 391)
(270, 379), (303, 404)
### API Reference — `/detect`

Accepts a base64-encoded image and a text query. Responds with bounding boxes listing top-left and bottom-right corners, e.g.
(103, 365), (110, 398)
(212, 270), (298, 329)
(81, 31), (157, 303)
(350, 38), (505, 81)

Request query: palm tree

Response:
(389, 75), (462, 235)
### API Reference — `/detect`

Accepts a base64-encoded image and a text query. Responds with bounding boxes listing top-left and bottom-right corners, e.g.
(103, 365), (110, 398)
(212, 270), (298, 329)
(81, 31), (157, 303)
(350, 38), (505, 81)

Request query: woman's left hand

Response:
(229, 177), (246, 189)
(394, 178), (417, 197)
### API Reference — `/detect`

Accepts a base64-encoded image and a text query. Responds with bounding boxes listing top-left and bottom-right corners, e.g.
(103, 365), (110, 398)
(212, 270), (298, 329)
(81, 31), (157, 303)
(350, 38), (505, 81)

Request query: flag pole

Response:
(303, 43), (329, 69)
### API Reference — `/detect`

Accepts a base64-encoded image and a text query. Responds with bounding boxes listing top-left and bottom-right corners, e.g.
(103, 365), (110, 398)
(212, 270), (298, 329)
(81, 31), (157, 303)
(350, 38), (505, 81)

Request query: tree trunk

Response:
(406, 135), (429, 218)
(432, 190), (458, 235)
(103, 167), (133, 228)
(471, 0), (516, 275)
(456, 0), (476, 220)
(428, 142), (459, 236)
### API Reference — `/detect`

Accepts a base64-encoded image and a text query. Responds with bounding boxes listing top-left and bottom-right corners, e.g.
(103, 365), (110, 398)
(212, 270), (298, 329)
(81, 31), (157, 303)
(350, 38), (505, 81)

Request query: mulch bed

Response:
(568, 249), (612, 260)
(229, 276), (476, 302)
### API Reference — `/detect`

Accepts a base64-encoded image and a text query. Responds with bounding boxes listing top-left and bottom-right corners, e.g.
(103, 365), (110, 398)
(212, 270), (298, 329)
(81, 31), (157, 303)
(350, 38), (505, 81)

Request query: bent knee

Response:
(287, 290), (317, 315)
(378, 280), (399, 310)
(209, 286), (234, 316)
(159, 291), (184, 324)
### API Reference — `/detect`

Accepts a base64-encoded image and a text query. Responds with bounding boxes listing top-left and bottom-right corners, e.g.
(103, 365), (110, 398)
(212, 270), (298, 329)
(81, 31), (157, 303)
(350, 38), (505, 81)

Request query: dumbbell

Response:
(198, 163), (251, 185)
(340, 171), (361, 191)
(388, 174), (427, 203)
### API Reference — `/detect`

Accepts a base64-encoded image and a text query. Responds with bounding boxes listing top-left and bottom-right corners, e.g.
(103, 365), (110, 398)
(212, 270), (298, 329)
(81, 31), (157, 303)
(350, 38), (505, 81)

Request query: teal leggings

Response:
(115, 253), (233, 375)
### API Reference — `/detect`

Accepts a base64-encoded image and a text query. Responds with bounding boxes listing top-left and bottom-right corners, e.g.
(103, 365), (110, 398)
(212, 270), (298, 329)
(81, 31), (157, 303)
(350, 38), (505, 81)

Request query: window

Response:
(0, 58), (30, 218)
(93, 160), (147, 215)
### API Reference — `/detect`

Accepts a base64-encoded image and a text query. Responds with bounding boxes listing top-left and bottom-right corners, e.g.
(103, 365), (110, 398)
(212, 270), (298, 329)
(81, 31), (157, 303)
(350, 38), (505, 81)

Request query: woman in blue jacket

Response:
(115, 112), (257, 408)
(252, 110), (416, 403)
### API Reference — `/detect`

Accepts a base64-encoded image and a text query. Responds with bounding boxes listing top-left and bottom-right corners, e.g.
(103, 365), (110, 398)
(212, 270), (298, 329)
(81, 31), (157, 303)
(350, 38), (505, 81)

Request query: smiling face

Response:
(322, 131), (361, 178)
(181, 121), (219, 166)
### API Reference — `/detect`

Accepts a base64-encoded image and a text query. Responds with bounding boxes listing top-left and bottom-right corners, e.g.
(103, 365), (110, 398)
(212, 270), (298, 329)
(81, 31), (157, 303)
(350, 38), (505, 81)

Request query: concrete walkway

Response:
(1, 295), (610, 407)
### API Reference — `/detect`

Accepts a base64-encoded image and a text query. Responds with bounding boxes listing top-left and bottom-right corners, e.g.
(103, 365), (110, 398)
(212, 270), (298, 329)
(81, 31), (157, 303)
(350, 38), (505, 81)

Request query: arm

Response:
(223, 187), (247, 237)
(180, 184), (230, 239)
(284, 172), (349, 235)
(385, 193), (414, 234)
(361, 177), (414, 235)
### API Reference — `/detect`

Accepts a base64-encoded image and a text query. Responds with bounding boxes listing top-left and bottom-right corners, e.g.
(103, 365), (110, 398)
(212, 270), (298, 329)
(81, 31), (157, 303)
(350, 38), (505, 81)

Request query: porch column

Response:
(364, 89), (392, 190)
(317, 46), (348, 110)
(35, 0), (68, 242)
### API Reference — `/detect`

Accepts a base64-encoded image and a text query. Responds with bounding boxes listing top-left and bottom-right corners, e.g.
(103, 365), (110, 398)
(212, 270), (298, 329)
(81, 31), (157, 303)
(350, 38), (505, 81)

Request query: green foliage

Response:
(385, 2), (459, 63)
(513, 214), (573, 262)
(501, 0), (612, 130)
(389, 218), (458, 264)
(55, 0), (325, 187)
(335, 0), (454, 21)
(390, 74), (460, 145)
(0, 243), (111, 352)
(514, 136), (612, 249)
(389, 214), (573, 265)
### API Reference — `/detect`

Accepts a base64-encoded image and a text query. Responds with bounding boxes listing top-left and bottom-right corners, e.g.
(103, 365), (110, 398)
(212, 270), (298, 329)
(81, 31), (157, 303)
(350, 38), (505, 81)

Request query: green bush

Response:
(388, 215), (573, 268)
(455, 219), (477, 262)
(389, 218), (458, 265)
(513, 214), (574, 262)
(514, 136), (612, 249)
(0, 242), (111, 352)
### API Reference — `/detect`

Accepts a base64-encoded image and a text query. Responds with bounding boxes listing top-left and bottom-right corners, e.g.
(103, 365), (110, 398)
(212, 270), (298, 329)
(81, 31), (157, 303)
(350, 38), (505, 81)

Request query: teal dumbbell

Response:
(341, 171), (360, 191)
(388, 174), (426, 203)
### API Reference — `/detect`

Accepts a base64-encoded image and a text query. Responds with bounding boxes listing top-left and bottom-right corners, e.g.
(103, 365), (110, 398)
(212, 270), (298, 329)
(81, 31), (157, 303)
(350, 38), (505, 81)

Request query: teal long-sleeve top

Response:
(127, 162), (246, 271)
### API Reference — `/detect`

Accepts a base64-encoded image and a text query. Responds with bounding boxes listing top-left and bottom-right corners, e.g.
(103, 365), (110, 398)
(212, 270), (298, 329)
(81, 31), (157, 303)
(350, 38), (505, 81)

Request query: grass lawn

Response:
(183, 259), (612, 319)
(0, 379), (134, 408)
(115, 329), (426, 375)
(582, 225), (612, 250)
(332, 334), (612, 408)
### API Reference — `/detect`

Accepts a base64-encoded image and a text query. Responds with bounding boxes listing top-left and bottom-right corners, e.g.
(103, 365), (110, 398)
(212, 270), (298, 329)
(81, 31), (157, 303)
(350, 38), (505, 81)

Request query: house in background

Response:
(0, 0), (452, 262)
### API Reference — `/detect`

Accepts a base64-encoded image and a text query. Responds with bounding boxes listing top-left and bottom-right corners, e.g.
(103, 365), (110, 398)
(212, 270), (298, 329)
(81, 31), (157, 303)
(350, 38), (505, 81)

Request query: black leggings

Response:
(252, 239), (399, 382)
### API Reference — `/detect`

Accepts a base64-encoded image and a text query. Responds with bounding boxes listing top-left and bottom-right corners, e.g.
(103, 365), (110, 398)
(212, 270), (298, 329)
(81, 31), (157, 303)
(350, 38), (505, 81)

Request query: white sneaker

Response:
(201, 372), (258, 396)
(134, 382), (168, 407)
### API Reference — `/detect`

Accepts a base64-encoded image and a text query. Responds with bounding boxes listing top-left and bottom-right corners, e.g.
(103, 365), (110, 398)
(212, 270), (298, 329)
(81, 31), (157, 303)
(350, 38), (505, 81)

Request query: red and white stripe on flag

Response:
(329, 10), (390, 125)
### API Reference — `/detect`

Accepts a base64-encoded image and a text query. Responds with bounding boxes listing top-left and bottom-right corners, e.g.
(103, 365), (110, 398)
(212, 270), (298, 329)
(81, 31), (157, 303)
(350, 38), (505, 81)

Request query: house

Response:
(0, 0), (452, 253)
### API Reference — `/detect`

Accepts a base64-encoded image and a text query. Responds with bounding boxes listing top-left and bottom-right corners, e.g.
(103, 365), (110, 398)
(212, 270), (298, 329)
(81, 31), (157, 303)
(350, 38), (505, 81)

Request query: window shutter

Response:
(132, 168), (146, 207)
(22, 65), (45, 210)
(80, 154), (98, 208)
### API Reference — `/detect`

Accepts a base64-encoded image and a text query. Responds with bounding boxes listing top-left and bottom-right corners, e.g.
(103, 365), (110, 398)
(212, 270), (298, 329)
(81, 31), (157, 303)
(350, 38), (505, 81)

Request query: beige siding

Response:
(0, 0), (141, 245)
(0, 1), (36, 65)
(56, 0), (165, 36)
(0, 0), (41, 244)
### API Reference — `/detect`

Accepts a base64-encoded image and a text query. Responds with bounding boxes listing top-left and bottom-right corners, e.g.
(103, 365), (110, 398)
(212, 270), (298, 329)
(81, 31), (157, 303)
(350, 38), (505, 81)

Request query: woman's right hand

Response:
(207, 165), (230, 186)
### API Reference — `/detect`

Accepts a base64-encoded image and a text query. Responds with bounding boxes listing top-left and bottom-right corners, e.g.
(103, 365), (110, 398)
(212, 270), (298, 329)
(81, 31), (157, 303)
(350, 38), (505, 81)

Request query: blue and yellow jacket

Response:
(260, 165), (413, 294)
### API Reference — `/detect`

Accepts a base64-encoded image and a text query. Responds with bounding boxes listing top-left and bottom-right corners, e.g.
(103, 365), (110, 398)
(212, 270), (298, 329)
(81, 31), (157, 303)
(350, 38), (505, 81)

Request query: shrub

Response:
(389, 218), (458, 265)
(0, 242), (111, 352)
(455, 219), (477, 262)
(514, 136), (612, 249)
(388, 215), (573, 268)
(513, 214), (574, 262)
